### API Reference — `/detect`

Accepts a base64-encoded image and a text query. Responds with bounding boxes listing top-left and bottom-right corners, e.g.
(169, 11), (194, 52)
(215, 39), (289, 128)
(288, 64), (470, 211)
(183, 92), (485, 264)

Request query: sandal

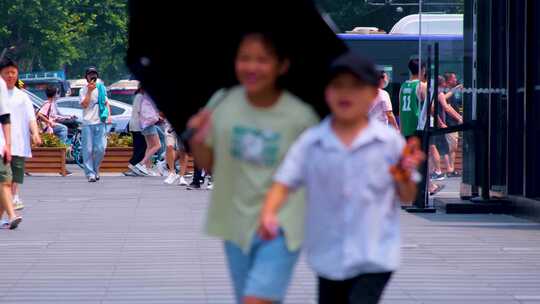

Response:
(9, 217), (22, 230)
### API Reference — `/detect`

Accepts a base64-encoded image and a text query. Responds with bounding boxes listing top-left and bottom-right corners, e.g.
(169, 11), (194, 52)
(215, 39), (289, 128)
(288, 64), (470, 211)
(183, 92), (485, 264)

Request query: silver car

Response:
(24, 89), (45, 110)
(55, 97), (132, 133)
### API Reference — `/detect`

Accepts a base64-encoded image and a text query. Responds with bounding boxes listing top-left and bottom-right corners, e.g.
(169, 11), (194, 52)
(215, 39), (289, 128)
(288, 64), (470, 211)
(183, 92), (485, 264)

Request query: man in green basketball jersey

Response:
(399, 58), (427, 138)
(399, 58), (445, 195)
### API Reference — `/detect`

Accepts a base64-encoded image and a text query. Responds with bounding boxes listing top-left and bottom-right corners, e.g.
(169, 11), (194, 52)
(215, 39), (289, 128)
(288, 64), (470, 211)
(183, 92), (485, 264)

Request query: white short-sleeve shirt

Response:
(274, 118), (405, 280)
(6, 88), (36, 157)
(79, 80), (108, 125)
(368, 89), (393, 125)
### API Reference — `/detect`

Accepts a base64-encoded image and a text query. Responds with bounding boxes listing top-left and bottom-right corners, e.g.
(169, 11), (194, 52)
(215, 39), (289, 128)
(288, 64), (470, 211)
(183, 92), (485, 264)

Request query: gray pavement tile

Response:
(1, 176), (539, 304)
(0, 302), (100, 304)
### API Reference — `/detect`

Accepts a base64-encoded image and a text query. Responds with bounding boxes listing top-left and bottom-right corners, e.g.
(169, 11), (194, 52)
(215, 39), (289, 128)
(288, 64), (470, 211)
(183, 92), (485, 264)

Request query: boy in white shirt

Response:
(259, 53), (425, 304)
(0, 58), (41, 212)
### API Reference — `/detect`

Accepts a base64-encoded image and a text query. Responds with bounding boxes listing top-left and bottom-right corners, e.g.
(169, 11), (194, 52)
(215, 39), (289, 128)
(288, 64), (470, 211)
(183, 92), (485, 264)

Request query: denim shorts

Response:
(165, 132), (185, 151)
(141, 125), (158, 136)
(224, 232), (300, 303)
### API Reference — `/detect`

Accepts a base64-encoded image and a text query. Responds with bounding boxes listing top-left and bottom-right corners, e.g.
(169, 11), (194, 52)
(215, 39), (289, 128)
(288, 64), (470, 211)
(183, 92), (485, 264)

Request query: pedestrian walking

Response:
(399, 58), (444, 195)
(431, 76), (463, 180)
(79, 67), (111, 182)
(429, 76), (451, 181)
(0, 58), (41, 212)
(368, 71), (399, 129)
(0, 62), (20, 230)
(188, 32), (319, 304)
(399, 58), (426, 138)
(125, 86), (147, 176)
(155, 121), (168, 175)
(133, 89), (161, 177)
(442, 72), (463, 177)
(259, 53), (425, 304)
(163, 119), (189, 186)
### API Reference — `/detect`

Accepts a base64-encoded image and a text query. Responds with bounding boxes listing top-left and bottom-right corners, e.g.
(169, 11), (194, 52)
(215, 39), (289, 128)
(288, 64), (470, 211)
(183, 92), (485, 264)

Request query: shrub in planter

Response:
(38, 133), (67, 148)
(102, 134), (134, 172)
(107, 133), (133, 148)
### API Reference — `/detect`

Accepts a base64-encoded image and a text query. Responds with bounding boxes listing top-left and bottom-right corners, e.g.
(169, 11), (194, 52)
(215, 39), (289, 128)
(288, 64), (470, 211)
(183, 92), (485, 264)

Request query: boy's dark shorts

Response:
(0, 157), (12, 184)
(11, 156), (26, 184)
(405, 131), (449, 156)
(431, 135), (449, 156)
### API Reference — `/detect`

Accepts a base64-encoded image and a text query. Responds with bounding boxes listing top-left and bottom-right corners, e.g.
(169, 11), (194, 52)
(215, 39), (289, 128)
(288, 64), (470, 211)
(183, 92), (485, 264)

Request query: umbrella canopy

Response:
(127, 0), (347, 133)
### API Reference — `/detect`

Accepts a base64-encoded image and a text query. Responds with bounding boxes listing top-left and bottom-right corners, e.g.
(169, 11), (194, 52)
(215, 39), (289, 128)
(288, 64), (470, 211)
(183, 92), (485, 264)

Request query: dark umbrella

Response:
(127, 0), (347, 133)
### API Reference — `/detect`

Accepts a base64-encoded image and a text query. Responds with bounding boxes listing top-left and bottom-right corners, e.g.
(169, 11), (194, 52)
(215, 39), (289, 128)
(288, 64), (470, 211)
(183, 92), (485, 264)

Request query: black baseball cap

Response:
(85, 66), (99, 77)
(328, 52), (380, 87)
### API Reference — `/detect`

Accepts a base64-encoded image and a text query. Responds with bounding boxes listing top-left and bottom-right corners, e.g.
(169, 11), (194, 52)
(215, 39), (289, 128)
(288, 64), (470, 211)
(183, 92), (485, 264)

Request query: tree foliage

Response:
(0, 0), (127, 82)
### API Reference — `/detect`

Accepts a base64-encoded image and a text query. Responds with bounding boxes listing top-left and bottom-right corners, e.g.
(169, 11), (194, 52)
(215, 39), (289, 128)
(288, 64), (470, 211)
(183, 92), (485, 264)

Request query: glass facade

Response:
(470, 0), (539, 201)
(330, 0), (539, 207)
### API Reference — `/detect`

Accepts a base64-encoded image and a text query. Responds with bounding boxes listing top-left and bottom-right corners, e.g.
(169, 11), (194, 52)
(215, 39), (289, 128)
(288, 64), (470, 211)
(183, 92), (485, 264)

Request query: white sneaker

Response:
(164, 173), (179, 185)
(163, 173), (174, 184)
(206, 183), (214, 190)
(128, 164), (142, 176)
(148, 169), (160, 177)
(13, 197), (25, 211)
(156, 161), (168, 176)
(135, 163), (150, 176)
(178, 176), (189, 186)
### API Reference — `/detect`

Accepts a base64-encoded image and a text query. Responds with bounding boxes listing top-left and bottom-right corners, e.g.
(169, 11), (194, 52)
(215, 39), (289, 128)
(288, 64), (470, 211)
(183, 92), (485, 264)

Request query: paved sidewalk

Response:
(1, 176), (539, 303)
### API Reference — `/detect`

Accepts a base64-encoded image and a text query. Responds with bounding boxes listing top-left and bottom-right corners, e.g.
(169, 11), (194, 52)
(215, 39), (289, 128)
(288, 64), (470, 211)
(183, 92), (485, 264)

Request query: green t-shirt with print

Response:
(205, 86), (319, 252)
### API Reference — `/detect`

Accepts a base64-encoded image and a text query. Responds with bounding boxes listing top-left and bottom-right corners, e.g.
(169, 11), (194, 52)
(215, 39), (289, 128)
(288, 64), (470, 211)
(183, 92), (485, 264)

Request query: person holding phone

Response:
(79, 67), (111, 182)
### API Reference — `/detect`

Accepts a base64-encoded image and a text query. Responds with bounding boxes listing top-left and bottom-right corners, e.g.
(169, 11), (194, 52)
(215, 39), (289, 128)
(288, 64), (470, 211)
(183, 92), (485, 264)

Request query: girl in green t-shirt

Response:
(188, 32), (318, 304)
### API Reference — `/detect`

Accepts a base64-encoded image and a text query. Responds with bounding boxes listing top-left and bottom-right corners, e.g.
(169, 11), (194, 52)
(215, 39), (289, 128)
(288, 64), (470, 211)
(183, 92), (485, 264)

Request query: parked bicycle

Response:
(65, 121), (84, 168)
